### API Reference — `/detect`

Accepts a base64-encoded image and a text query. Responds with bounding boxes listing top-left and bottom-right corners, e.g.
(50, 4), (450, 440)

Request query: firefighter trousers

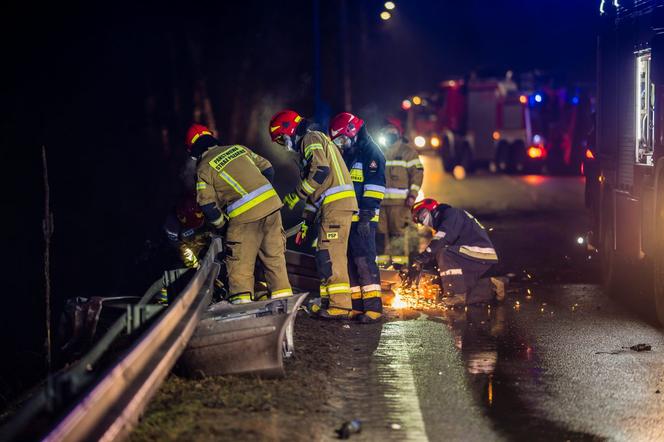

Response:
(316, 209), (354, 311)
(348, 221), (382, 318)
(436, 248), (494, 305)
(377, 205), (411, 265)
(224, 210), (292, 303)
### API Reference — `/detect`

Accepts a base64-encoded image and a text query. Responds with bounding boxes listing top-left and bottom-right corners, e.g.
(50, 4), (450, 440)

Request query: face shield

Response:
(332, 135), (353, 150)
(415, 209), (433, 228)
(275, 134), (295, 152)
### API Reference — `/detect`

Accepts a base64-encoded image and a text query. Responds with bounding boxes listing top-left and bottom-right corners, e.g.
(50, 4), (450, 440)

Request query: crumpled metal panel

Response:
(178, 293), (307, 378)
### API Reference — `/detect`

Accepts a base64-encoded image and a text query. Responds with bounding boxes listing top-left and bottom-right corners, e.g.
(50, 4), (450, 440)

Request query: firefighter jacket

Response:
(294, 131), (358, 219)
(382, 141), (423, 206)
(341, 126), (386, 222)
(425, 206), (498, 264)
(196, 144), (282, 226)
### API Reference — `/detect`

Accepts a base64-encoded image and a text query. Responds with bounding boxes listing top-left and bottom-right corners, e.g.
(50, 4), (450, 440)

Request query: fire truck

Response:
(405, 76), (541, 174)
(586, 1), (664, 323)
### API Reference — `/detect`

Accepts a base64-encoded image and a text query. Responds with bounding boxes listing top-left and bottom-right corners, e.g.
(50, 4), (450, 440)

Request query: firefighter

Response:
(186, 123), (293, 304)
(377, 117), (423, 267)
(163, 193), (210, 269)
(269, 110), (358, 319)
(411, 198), (505, 305)
(328, 112), (386, 323)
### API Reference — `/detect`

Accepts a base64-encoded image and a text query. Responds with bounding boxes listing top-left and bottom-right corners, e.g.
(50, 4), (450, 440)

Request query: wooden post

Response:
(42, 145), (53, 371)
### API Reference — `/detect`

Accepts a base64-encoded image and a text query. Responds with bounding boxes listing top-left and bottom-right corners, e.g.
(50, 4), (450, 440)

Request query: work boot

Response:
(490, 277), (508, 302)
(356, 311), (382, 324)
(349, 310), (364, 320)
(440, 293), (466, 309)
(229, 292), (252, 305)
(318, 307), (352, 320)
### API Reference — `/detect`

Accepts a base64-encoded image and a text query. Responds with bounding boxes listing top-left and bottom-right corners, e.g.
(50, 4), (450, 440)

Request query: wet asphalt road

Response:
(340, 155), (664, 441)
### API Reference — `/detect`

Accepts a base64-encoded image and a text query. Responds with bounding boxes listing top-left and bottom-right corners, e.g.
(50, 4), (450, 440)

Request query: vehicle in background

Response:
(587, 1), (664, 324)
(403, 76), (540, 175)
(528, 86), (594, 175)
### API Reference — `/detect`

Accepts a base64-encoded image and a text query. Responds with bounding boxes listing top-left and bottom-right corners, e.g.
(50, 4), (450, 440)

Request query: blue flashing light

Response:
(534, 94), (543, 103)
(572, 96), (580, 105)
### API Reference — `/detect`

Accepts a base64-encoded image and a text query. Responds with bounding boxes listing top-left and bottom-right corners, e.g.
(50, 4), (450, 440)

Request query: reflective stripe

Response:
(190, 130), (212, 145)
(384, 188), (409, 199)
(196, 181), (207, 190)
(351, 286), (361, 293)
(407, 158), (423, 168)
(386, 160), (407, 167)
(351, 286), (362, 300)
(328, 143), (346, 185)
(459, 245), (498, 260)
(376, 255), (391, 265)
(352, 213), (379, 222)
(301, 180), (316, 195)
(391, 255), (408, 264)
(410, 183), (421, 191)
(227, 184), (277, 218)
(362, 290), (382, 299)
(364, 191), (385, 200)
(210, 214), (226, 227)
(440, 268), (463, 276)
(364, 184), (386, 199)
(365, 184), (386, 193)
(319, 285), (329, 297)
(230, 293), (252, 301)
(304, 143), (323, 159)
(219, 171), (247, 196)
(304, 203), (317, 213)
(361, 284), (382, 293)
(434, 231), (447, 239)
(318, 184), (355, 206)
(271, 288), (293, 298)
(327, 283), (351, 294)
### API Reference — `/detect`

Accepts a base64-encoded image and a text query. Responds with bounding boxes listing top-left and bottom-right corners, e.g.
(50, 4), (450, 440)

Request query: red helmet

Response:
(176, 194), (205, 230)
(269, 110), (303, 142)
(411, 198), (438, 224)
(384, 116), (404, 137)
(185, 124), (213, 152)
(329, 112), (364, 141)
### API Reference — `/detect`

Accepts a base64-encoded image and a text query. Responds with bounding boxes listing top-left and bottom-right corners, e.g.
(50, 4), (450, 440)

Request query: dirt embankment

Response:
(131, 313), (385, 442)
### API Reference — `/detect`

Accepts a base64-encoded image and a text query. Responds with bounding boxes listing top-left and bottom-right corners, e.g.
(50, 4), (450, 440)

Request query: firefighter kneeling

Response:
(411, 199), (506, 306)
(187, 124), (293, 304)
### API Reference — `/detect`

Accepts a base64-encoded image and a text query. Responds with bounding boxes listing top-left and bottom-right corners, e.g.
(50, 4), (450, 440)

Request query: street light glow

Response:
(385, 1), (396, 10)
(412, 96), (422, 105)
(414, 136), (426, 148)
(401, 99), (412, 110)
(380, 11), (391, 20)
(430, 136), (441, 148)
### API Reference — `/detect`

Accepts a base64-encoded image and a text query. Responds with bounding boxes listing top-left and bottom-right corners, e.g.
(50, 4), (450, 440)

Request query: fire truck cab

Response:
(588, 1), (664, 323)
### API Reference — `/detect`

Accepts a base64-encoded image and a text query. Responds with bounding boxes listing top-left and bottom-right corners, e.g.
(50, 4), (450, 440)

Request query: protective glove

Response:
(405, 194), (416, 208)
(413, 251), (433, 266)
(357, 210), (373, 239)
(295, 221), (309, 246)
(181, 246), (200, 268)
(283, 192), (300, 210)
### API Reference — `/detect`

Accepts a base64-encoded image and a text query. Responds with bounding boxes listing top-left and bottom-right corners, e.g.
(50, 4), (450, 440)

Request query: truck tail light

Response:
(527, 146), (545, 159)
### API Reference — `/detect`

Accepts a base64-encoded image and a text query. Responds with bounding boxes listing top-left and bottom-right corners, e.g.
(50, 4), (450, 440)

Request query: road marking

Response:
(374, 320), (429, 441)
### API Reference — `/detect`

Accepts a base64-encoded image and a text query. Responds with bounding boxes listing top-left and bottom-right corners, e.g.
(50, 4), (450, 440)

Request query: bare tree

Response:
(42, 145), (53, 372)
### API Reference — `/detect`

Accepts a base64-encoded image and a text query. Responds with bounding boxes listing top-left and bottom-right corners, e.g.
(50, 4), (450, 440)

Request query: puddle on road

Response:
(415, 303), (600, 441)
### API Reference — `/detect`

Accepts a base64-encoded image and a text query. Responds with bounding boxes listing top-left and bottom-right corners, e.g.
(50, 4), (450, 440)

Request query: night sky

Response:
(0, 0), (598, 406)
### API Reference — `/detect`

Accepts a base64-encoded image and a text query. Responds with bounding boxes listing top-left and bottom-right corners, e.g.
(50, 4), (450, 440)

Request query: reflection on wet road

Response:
(358, 156), (664, 441)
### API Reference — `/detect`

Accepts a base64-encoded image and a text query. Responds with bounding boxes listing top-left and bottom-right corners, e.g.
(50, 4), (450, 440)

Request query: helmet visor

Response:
(332, 135), (351, 149)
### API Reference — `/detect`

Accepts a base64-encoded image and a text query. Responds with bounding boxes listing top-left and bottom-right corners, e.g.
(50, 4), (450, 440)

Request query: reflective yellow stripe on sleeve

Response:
(196, 181), (207, 190)
(304, 143), (323, 159)
(301, 180), (316, 195)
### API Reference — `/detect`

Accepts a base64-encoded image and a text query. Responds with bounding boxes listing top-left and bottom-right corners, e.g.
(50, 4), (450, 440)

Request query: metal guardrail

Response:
(0, 237), (223, 442)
